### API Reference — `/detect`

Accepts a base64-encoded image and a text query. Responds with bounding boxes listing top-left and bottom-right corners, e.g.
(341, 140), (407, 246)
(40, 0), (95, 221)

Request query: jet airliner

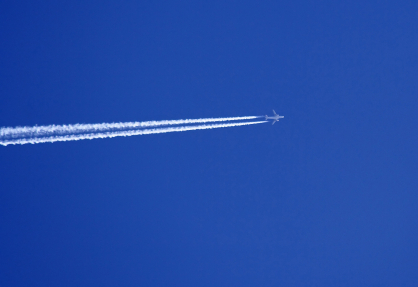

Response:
(265, 110), (284, 125)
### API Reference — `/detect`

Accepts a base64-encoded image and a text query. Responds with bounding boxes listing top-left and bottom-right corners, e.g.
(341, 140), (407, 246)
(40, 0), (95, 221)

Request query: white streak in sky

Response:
(0, 116), (262, 139)
(0, 121), (267, 146)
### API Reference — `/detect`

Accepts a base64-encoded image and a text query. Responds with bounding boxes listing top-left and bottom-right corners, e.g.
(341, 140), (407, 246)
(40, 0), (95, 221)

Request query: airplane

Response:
(265, 110), (284, 125)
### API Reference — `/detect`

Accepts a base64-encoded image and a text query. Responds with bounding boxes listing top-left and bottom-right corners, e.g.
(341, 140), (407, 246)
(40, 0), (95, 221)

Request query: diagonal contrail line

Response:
(0, 121), (267, 146)
(0, 116), (262, 139)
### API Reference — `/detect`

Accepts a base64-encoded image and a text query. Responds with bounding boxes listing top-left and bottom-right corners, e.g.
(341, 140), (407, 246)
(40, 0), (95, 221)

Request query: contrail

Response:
(0, 121), (267, 146)
(0, 116), (262, 139)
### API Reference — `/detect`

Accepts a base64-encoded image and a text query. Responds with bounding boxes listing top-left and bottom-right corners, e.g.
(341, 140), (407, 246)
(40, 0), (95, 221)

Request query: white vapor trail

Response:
(0, 121), (267, 146)
(0, 116), (261, 139)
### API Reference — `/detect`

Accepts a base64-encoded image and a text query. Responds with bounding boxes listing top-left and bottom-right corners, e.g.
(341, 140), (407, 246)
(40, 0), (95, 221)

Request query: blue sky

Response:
(1, 1), (417, 286)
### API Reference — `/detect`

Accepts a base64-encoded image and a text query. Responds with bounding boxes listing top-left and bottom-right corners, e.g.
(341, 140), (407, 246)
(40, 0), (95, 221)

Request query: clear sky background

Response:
(1, 1), (417, 286)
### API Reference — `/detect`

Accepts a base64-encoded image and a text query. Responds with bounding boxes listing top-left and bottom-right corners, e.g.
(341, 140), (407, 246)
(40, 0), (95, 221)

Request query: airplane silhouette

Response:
(265, 110), (284, 125)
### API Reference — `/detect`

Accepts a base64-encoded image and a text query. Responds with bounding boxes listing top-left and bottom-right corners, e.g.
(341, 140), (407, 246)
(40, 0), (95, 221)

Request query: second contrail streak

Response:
(0, 121), (267, 146)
